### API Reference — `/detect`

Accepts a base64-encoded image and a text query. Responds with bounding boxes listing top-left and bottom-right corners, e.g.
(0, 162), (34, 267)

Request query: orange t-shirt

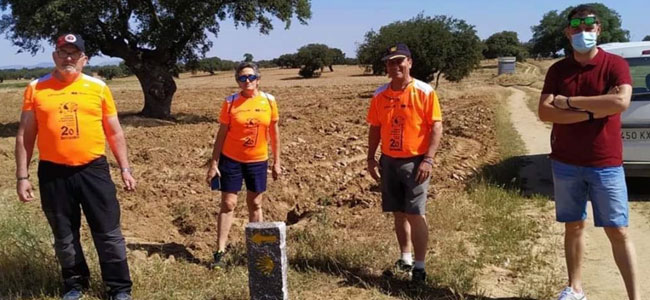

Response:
(219, 92), (279, 163)
(22, 74), (117, 166)
(366, 79), (442, 158)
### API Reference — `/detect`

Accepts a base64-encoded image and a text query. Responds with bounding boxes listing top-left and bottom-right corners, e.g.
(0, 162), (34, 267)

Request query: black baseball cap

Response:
(56, 34), (85, 52)
(381, 43), (411, 61)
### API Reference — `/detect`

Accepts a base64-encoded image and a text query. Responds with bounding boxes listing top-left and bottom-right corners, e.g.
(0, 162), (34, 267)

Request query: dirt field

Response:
(0, 65), (504, 257)
(2, 63), (579, 299)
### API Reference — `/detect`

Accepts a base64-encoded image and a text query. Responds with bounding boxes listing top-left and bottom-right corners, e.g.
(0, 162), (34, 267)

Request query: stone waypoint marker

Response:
(246, 222), (288, 300)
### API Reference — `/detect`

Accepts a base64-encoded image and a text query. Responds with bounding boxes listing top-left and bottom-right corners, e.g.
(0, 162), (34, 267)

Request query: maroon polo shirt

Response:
(542, 48), (631, 167)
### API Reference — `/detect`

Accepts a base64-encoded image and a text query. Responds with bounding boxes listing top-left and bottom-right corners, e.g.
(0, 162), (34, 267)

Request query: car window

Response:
(626, 57), (650, 101)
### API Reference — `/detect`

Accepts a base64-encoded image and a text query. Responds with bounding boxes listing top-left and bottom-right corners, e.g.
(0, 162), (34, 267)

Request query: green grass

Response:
(0, 195), (61, 298)
(0, 81), (30, 89)
(466, 93), (562, 299)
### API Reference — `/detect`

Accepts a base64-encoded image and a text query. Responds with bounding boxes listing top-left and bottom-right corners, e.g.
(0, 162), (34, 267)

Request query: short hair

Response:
(235, 62), (260, 79)
(567, 4), (599, 22)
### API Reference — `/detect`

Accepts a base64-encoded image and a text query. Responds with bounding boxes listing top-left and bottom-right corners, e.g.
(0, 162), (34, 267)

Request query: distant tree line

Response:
(0, 62), (133, 82)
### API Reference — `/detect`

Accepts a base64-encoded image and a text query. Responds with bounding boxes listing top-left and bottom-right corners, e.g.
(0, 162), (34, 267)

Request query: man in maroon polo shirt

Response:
(538, 5), (639, 300)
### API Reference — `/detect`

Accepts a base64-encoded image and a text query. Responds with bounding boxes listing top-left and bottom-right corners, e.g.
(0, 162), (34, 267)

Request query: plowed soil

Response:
(0, 65), (503, 259)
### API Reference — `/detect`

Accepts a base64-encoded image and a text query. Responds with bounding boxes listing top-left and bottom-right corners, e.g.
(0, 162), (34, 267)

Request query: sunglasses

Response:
(569, 16), (598, 28)
(236, 74), (259, 82)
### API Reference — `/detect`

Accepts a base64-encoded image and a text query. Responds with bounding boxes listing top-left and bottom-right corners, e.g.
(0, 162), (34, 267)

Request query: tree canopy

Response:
(356, 14), (483, 88)
(483, 31), (528, 61)
(643, 35), (650, 42)
(0, 0), (311, 118)
(530, 3), (629, 57)
(294, 43), (346, 77)
(274, 53), (300, 68)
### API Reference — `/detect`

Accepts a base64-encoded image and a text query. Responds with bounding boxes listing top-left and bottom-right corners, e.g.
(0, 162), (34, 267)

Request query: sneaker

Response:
(411, 268), (427, 283)
(62, 289), (83, 300)
(109, 292), (132, 300)
(209, 250), (226, 269)
(382, 259), (413, 277)
(557, 287), (587, 300)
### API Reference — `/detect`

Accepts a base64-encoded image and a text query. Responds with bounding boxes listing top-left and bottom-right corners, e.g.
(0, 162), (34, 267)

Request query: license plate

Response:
(621, 128), (650, 142)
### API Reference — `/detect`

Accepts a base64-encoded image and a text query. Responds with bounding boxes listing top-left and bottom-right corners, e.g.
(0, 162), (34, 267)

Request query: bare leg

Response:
(394, 212), (412, 255)
(406, 214), (428, 262)
(604, 227), (639, 300)
(217, 192), (238, 251)
(565, 221), (586, 293)
(246, 191), (264, 222)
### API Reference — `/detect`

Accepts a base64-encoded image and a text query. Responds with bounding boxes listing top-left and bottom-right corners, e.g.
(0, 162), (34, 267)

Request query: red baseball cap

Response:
(56, 34), (85, 52)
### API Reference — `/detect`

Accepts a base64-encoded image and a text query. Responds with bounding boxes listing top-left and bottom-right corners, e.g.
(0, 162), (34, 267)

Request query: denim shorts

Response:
(551, 159), (628, 227)
(218, 154), (268, 193)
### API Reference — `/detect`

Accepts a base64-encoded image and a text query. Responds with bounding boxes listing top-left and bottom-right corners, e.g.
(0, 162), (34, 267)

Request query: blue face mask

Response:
(571, 31), (598, 53)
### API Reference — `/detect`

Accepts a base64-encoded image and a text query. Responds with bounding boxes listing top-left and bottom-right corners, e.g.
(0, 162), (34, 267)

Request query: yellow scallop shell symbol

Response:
(256, 255), (274, 276)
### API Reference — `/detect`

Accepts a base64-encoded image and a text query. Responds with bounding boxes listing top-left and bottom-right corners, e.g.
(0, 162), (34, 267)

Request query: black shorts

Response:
(218, 154), (268, 193)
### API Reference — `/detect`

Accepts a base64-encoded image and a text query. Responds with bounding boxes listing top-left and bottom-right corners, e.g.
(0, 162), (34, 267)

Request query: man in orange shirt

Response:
(366, 43), (443, 283)
(15, 34), (135, 300)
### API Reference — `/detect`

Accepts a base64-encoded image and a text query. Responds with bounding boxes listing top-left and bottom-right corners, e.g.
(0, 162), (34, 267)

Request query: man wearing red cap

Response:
(15, 33), (134, 300)
(366, 43), (443, 283)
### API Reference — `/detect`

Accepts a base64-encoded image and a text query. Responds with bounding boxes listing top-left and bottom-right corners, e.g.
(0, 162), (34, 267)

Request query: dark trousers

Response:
(37, 156), (132, 295)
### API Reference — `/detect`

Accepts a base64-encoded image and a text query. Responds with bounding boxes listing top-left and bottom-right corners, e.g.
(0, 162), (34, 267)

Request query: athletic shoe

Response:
(557, 287), (587, 300)
(109, 292), (132, 300)
(210, 250), (226, 269)
(382, 259), (413, 277)
(411, 267), (427, 283)
(62, 289), (83, 300)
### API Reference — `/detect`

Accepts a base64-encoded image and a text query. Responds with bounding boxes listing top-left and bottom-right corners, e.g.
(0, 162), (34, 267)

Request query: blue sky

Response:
(0, 0), (647, 67)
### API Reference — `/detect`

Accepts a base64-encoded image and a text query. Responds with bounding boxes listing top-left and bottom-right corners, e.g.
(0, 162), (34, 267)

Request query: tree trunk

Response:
(127, 60), (177, 119)
(435, 72), (443, 90)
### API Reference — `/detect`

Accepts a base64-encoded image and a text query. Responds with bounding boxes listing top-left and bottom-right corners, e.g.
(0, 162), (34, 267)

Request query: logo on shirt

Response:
(389, 115), (405, 151)
(58, 102), (80, 140)
(243, 118), (260, 147)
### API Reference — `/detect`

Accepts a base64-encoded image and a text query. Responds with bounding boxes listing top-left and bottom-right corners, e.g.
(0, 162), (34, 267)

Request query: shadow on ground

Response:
(471, 153), (554, 200)
(0, 122), (18, 138)
(118, 112), (215, 128)
(291, 257), (535, 300)
(127, 242), (201, 264)
(474, 153), (650, 202)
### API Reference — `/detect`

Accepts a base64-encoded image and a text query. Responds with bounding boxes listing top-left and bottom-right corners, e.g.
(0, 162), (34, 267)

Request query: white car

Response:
(600, 42), (650, 177)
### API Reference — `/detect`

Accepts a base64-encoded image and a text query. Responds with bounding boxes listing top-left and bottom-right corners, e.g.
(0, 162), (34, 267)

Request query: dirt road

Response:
(506, 87), (650, 299)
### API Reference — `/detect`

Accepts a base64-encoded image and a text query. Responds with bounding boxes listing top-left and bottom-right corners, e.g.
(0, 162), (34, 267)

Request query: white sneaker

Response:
(557, 287), (587, 300)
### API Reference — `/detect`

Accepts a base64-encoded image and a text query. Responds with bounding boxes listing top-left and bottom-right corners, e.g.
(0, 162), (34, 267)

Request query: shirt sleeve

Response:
(101, 85), (118, 117)
(541, 64), (558, 95)
(366, 96), (380, 126)
(609, 56), (632, 87)
(218, 98), (231, 124)
(427, 90), (442, 124)
(270, 99), (279, 122)
(21, 84), (34, 111)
